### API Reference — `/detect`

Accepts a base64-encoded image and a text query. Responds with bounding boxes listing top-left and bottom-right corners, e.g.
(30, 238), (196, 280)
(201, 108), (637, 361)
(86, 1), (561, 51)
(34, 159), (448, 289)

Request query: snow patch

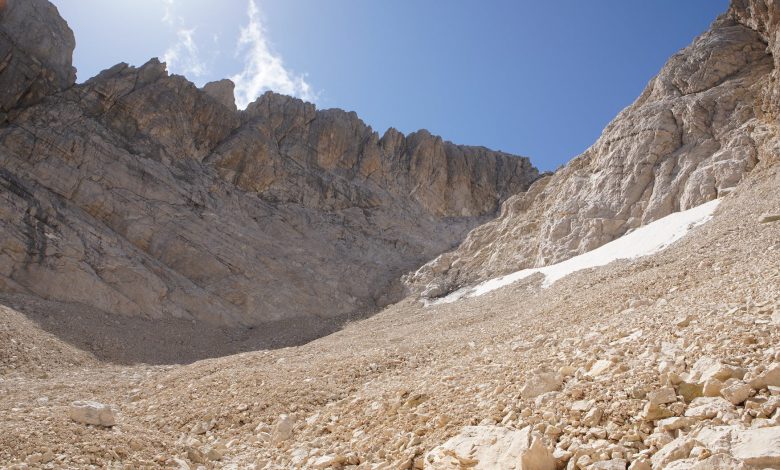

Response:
(429, 199), (721, 305)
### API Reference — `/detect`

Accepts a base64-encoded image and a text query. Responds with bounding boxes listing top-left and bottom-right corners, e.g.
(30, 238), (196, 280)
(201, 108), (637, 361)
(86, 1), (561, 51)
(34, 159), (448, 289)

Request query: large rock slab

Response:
(424, 425), (554, 470)
(68, 400), (116, 427)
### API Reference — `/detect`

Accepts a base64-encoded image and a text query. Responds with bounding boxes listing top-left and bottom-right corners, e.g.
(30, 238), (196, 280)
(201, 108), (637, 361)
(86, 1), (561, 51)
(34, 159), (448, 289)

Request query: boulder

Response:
(68, 400), (116, 427)
(720, 381), (753, 405)
(731, 426), (780, 466)
(520, 370), (563, 399)
(424, 425), (554, 470)
(651, 437), (696, 468)
(684, 397), (735, 419)
(748, 363), (780, 389)
(272, 414), (295, 443)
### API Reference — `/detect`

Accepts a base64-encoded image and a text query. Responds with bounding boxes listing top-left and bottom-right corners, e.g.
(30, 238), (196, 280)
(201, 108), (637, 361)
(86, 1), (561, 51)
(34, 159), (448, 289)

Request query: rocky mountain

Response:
(407, 0), (780, 298)
(0, 0), (538, 334)
(2, 1), (780, 469)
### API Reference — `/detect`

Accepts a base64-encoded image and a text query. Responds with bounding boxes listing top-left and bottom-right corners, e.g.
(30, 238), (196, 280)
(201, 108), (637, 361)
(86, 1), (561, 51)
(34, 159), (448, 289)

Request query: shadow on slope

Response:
(0, 293), (363, 365)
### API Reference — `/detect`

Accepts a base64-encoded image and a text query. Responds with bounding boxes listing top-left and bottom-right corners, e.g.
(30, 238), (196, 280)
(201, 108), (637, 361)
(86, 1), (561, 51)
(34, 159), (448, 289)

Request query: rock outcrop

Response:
(0, 1), (538, 330)
(407, 1), (780, 297)
(0, 0), (75, 121)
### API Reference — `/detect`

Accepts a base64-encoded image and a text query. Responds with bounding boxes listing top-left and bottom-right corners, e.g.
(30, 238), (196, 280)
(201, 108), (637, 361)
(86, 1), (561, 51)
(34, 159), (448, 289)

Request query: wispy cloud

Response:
(231, 0), (316, 109)
(163, 27), (208, 78)
(162, 0), (175, 25)
(160, 0), (208, 79)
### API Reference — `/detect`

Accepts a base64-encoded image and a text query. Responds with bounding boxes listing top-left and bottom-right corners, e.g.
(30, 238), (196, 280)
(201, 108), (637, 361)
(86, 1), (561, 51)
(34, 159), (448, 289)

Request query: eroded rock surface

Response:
(408, 2), (780, 298)
(0, 2), (537, 331)
(0, 0), (75, 121)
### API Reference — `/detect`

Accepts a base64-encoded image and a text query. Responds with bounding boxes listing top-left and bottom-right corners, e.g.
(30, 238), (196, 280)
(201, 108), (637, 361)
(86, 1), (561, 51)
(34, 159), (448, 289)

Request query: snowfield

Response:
(430, 199), (721, 304)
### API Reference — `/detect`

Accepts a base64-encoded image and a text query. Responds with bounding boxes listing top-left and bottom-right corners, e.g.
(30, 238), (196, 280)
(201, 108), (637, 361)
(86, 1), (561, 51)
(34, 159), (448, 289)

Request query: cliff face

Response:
(408, 1), (780, 298)
(0, 0), (75, 121)
(0, 0), (538, 328)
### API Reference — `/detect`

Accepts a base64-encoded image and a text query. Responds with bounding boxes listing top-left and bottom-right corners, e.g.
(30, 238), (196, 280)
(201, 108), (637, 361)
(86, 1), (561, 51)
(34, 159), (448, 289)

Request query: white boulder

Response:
(424, 425), (554, 469)
(69, 400), (116, 427)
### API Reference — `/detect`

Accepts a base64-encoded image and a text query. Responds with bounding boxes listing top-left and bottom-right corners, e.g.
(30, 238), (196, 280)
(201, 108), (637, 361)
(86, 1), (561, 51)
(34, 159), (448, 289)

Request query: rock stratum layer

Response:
(408, 0), (780, 298)
(0, 0), (537, 330)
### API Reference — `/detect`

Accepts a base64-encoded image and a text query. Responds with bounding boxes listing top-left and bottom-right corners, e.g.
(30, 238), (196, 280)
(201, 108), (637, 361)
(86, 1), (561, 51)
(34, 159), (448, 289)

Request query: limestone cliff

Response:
(0, 0), (538, 328)
(408, 0), (780, 298)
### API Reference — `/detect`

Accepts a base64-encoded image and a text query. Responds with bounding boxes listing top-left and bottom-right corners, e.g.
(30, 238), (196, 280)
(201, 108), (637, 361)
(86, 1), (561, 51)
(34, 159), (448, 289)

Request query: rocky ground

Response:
(1, 146), (778, 469)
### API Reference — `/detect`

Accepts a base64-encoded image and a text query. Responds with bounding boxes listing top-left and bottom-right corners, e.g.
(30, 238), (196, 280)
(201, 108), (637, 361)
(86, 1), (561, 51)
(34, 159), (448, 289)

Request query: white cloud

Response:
(162, 0), (175, 26)
(231, 0), (316, 109)
(160, 0), (208, 80)
(162, 27), (208, 79)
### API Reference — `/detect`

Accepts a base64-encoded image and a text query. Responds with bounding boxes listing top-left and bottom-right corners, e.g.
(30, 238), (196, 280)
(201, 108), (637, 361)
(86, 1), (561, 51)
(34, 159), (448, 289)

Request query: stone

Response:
(702, 379), (724, 397)
(186, 447), (206, 464)
(520, 370), (563, 399)
(684, 397), (735, 419)
(312, 454), (345, 469)
(688, 357), (735, 384)
(588, 360), (614, 377)
(749, 363), (780, 389)
(720, 381), (753, 405)
(588, 459), (627, 469)
(657, 417), (694, 432)
(650, 437), (696, 469)
(424, 425), (555, 470)
(68, 401), (116, 427)
(678, 382), (704, 402)
(627, 458), (651, 470)
(582, 407), (603, 427)
(691, 454), (747, 470)
(571, 400), (594, 412)
(639, 402), (673, 421)
(272, 414), (295, 443)
(648, 387), (677, 406)
(758, 213), (780, 223)
(663, 460), (697, 470)
(731, 426), (780, 466)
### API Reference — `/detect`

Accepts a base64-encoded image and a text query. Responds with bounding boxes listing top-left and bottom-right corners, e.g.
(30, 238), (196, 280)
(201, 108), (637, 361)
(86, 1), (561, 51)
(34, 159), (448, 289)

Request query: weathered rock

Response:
(424, 425), (554, 470)
(520, 370), (563, 399)
(731, 426), (780, 466)
(0, 0), (75, 120)
(720, 381), (753, 405)
(748, 363), (780, 389)
(68, 400), (116, 426)
(201, 79), (236, 111)
(588, 459), (627, 470)
(0, 8), (538, 333)
(684, 397), (735, 420)
(272, 414), (295, 443)
(691, 454), (746, 470)
(651, 437), (696, 468)
(627, 458), (651, 470)
(657, 416), (694, 432)
(648, 387), (677, 406)
(688, 357), (737, 384)
(678, 382), (704, 402)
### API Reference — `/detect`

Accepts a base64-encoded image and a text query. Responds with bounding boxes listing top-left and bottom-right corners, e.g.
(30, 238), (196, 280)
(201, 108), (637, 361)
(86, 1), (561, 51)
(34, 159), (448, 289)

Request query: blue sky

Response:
(51, 1), (729, 171)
